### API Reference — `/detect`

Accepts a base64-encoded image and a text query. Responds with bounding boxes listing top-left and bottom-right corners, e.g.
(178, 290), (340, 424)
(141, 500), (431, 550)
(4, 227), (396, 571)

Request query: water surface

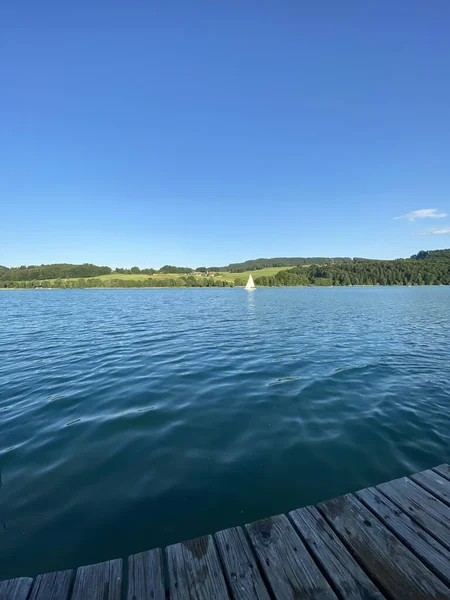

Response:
(1, 287), (449, 579)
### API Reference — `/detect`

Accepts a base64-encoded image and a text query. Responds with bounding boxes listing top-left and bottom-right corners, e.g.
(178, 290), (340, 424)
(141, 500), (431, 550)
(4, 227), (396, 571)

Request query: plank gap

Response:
(316, 499), (396, 600)
(241, 524), (277, 600)
(160, 543), (170, 600)
(432, 464), (450, 483)
(320, 492), (450, 599)
(410, 471), (450, 508)
(356, 487), (450, 590)
(212, 534), (235, 600)
(376, 483), (450, 551)
(246, 513), (338, 599)
(286, 510), (348, 600)
(166, 534), (229, 599)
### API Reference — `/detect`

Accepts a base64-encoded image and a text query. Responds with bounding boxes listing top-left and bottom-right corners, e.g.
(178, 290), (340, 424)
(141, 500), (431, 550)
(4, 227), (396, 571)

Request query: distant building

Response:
(207, 271), (216, 276)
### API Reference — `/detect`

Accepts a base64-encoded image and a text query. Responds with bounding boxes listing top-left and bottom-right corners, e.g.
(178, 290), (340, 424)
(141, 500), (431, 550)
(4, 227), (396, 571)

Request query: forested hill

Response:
(0, 257), (354, 280)
(255, 257), (450, 287)
(1, 249), (450, 286)
(212, 257), (353, 272)
(411, 249), (450, 260)
(0, 263), (112, 282)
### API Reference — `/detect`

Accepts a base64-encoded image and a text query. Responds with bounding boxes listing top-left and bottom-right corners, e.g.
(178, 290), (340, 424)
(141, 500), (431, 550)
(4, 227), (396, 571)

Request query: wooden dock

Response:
(1, 463), (450, 599)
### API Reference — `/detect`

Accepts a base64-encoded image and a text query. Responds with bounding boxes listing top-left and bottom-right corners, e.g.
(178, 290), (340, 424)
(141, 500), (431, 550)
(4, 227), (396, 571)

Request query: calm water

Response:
(1, 287), (449, 579)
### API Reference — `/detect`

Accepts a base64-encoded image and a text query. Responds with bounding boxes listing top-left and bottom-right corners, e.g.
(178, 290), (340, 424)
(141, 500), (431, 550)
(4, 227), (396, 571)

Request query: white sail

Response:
(245, 274), (256, 290)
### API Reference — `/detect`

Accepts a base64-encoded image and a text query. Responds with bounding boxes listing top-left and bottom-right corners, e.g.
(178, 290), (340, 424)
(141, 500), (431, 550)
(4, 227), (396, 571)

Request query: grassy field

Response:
(6, 266), (294, 287)
(96, 273), (163, 280)
(214, 266), (292, 282)
(93, 266), (293, 283)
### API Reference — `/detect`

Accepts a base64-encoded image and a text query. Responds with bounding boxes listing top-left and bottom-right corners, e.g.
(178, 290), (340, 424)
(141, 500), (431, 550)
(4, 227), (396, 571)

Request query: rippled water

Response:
(1, 287), (449, 579)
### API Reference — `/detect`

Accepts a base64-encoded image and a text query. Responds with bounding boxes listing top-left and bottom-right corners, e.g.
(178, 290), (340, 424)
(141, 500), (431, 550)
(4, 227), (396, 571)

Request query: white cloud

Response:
(413, 227), (450, 236)
(394, 208), (448, 221)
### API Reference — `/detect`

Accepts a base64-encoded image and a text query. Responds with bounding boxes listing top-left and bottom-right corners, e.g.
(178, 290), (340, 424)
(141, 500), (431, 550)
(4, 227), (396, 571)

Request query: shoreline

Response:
(1, 284), (448, 291)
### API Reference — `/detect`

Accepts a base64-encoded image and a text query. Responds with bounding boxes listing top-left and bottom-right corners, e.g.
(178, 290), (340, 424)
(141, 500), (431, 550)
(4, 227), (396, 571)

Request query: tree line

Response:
(0, 263), (112, 281)
(2, 249), (450, 287)
(0, 263), (199, 281)
(211, 256), (353, 272)
(207, 249), (450, 272)
(255, 258), (450, 287)
(2, 276), (234, 289)
(411, 249), (450, 260)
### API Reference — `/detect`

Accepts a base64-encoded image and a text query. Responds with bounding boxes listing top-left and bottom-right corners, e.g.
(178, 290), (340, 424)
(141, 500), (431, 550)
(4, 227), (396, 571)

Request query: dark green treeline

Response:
(255, 258), (450, 287)
(1, 277), (234, 289)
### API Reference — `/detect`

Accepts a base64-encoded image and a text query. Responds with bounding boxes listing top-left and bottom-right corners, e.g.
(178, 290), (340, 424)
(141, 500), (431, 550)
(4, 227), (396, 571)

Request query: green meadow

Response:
(3, 266), (294, 288)
(213, 266), (293, 282)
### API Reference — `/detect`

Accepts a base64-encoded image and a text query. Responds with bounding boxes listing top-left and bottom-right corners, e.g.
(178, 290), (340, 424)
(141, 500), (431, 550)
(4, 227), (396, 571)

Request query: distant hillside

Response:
(411, 249), (450, 260)
(0, 263), (112, 282)
(255, 256), (450, 287)
(0, 257), (355, 281)
(208, 257), (353, 273)
(2, 249), (449, 286)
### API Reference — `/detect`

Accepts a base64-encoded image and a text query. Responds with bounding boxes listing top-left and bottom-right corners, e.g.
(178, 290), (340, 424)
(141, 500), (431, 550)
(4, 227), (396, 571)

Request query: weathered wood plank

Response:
(166, 535), (229, 600)
(433, 464), (450, 482)
(377, 476), (450, 549)
(379, 477), (450, 526)
(0, 578), (33, 600)
(319, 493), (450, 600)
(290, 505), (385, 600)
(246, 513), (337, 600)
(127, 549), (165, 600)
(357, 486), (450, 587)
(71, 559), (122, 600)
(215, 526), (270, 600)
(28, 570), (73, 600)
(411, 469), (450, 507)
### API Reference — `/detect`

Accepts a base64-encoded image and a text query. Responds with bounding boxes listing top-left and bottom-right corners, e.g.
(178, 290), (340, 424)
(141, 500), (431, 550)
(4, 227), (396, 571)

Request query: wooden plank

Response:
(411, 469), (450, 507)
(246, 513), (337, 600)
(357, 486), (450, 588)
(290, 505), (385, 600)
(377, 476), (450, 549)
(29, 570), (73, 600)
(433, 464), (450, 482)
(378, 477), (450, 526)
(71, 559), (122, 600)
(319, 493), (450, 600)
(166, 534), (229, 600)
(215, 526), (271, 600)
(127, 549), (165, 600)
(0, 578), (33, 600)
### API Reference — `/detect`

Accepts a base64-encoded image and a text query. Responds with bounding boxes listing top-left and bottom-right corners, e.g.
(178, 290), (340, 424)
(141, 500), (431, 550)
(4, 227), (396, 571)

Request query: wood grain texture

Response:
(215, 526), (270, 600)
(127, 549), (165, 600)
(433, 464), (450, 482)
(319, 493), (450, 600)
(71, 559), (122, 600)
(29, 570), (73, 600)
(377, 476), (450, 549)
(411, 469), (450, 507)
(379, 477), (450, 526)
(0, 578), (33, 600)
(166, 535), (229, 600)
(290, 505), (385, 600)
(357, 486), (450, 587)
(246, 513), (337, 600)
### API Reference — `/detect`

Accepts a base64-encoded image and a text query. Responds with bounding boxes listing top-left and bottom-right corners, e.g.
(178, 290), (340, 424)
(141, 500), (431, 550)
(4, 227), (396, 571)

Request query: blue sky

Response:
(1, 1), (450, 268)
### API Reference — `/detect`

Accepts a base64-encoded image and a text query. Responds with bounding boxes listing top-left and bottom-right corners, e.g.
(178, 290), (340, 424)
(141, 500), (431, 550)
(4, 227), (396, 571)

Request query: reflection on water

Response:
(1, 286), (450, 579)
(246, 288), (256, 311)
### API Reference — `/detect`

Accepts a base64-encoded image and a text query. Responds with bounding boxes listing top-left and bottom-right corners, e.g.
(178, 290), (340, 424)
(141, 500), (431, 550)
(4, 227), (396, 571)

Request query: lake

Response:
(1, 287), (449, 579)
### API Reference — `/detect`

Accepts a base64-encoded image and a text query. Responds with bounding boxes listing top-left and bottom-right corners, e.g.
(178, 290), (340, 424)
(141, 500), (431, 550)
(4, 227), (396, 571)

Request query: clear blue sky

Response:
(2, 1), (450, 268)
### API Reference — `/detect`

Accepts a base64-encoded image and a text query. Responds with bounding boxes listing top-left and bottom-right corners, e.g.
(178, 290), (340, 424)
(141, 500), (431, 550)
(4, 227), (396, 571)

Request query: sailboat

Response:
(245, 274), (256, 291)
